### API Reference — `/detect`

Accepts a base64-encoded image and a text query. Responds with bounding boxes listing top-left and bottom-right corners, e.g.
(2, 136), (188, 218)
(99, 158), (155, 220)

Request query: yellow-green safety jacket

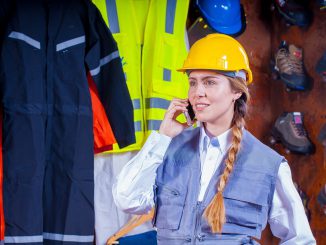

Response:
(93, 0), (189, 152)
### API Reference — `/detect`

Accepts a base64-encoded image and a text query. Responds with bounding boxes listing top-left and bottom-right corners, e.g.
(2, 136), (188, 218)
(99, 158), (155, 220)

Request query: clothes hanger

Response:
(106, 208), (155, 245)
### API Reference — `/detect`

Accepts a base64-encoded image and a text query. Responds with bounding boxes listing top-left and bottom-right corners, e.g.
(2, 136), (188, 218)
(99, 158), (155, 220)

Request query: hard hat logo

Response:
(219, 56), (228, 69)
(177, 34), (253, 84)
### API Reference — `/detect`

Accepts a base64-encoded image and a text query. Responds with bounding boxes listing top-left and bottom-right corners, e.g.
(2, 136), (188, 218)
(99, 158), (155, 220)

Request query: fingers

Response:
(166, 98), (188, 119)
(167, 98), (188, 110)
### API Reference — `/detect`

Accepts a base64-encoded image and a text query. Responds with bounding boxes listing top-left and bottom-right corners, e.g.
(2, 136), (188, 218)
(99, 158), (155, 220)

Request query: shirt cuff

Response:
(148, 131), (172, 158)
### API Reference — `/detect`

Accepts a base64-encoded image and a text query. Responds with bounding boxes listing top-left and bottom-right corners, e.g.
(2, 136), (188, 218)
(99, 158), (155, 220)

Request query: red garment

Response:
(87, 73), (116, 153)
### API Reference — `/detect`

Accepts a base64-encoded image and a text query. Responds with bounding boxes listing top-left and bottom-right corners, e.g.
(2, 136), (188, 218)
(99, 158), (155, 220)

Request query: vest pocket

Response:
(201, 182), (270, 233)
(223, 183), (270, 229)
(154, 184), (185, 230)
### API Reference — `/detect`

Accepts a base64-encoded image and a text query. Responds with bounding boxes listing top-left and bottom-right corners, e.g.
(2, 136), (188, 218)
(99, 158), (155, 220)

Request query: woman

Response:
(113, 34), (316, 244)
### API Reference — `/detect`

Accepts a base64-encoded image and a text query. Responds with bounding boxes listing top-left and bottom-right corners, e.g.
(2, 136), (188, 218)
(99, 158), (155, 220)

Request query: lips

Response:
(195, 103), (209, 111)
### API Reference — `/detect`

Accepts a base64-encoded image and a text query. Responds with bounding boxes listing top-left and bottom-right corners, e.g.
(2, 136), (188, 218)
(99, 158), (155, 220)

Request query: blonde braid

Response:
(204, 77), (249, 233)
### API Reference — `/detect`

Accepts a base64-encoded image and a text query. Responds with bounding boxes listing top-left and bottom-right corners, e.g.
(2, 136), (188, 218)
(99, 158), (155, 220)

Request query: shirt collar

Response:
(199, 124), (233, 154)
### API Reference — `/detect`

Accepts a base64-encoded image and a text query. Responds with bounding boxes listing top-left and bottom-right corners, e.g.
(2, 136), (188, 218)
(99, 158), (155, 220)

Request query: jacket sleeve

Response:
(112, 131), (172, 214)
(85, 1), (135, 148)
(268, 161), (316, 245)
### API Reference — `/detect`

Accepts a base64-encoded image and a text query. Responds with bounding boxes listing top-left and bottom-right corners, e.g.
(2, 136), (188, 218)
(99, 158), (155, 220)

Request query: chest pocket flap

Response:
(154, 183), (186, 230)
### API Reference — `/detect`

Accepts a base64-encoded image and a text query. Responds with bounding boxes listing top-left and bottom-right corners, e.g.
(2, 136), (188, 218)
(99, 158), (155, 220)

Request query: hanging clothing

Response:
(0, 70), (118, 245)
(0, 0), (134, 244)
(93, 0), (190, 152)
(94, 152), (154, 245)
(91, 0), (190, 243)
(87, 73), (116, 153)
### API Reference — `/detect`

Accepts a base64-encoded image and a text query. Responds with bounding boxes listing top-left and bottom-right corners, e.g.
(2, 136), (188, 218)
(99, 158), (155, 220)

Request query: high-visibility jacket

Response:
(93, 0), (190, 152)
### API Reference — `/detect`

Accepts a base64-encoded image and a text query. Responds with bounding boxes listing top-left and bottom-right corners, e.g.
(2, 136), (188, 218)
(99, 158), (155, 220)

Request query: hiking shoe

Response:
(271, 112), (315, 154)
(273, 41), (312, 91)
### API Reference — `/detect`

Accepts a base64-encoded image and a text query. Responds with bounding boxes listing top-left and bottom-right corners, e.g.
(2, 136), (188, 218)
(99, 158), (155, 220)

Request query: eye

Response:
(189, 80), (196, 87)
(204, 80), (216, 86)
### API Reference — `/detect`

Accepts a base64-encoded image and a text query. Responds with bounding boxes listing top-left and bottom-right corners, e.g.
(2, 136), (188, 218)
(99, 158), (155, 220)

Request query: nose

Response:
(194, 82), (206, 97)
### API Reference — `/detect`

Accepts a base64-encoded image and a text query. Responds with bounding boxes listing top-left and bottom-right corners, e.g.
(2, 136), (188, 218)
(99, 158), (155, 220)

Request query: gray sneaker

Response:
(271, 112), (315, 154)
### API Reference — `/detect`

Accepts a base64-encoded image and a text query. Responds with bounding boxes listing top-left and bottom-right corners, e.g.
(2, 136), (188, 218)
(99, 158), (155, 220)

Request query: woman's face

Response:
(188, 70), (241, 127)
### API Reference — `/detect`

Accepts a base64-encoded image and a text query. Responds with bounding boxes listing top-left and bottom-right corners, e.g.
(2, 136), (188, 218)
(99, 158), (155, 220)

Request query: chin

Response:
(196, 115), (208, 122)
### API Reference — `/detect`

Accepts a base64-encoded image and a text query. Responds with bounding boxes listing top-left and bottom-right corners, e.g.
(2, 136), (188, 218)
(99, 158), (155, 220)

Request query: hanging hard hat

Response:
(196, 0), (246, 36)
(178, 34), (253, 84)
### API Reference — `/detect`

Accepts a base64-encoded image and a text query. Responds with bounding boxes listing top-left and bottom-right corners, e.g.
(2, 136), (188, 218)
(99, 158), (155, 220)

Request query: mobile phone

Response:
(184, 102), (195, 126)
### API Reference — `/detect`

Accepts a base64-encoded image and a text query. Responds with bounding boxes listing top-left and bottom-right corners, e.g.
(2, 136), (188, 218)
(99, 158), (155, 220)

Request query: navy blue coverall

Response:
(0, 0), (135, 244)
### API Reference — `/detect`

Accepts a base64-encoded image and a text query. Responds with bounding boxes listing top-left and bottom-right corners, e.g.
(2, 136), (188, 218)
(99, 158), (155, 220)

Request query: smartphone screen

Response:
(184, 102), (195, 125)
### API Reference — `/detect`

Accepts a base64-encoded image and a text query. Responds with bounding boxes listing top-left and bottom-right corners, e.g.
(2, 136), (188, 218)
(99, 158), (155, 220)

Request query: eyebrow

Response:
(189, 75), (220, 80)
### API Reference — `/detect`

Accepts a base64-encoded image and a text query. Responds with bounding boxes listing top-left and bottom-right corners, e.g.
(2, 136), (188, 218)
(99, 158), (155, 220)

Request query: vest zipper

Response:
(193, 154), (229, 243)
(192, 160), (204, 244)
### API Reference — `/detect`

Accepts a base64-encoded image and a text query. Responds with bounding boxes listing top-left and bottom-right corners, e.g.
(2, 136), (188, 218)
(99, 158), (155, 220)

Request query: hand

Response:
(159, 98), (190, 138)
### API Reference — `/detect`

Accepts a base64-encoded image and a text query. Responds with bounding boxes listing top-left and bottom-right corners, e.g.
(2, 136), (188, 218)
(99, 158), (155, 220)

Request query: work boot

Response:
(271, 112), (315, 154)
(272, 41), (312, 91)
(274, 0), (312, 27)
(316, 52), (326, 83)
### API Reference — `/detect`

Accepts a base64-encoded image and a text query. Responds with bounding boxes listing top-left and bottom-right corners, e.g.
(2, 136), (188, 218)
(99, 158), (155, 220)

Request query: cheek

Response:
(188, 90), (195, 103)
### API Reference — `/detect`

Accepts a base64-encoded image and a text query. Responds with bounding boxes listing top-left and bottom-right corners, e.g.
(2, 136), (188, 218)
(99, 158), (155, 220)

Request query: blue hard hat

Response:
(196, 0), (245, 36)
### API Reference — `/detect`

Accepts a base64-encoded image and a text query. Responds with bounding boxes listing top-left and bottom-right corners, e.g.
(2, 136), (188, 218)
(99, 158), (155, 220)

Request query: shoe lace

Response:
(291, 120), (307, 136)
(276, 48), (303, 74)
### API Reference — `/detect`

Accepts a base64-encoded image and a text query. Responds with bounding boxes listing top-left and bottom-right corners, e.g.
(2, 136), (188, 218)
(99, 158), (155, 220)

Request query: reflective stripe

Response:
(146, 98), (170, 109)
(147, 120), (162, 131)
(134, 121), (142, 132)
(165, 0), (177, 34)
(106, 0), (120, 33)
(56, 35), (85, 51)
(163, 68), (171, 81)
(5, 235), (43, 243)
(43, 233), (94, 243)
(132, 99), (141, 109)
(89, 51), (120, 76)
(8, 31), (40, 49)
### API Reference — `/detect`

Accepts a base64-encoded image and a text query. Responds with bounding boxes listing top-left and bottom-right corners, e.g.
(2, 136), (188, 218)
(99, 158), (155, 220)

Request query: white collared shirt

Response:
(198, 127), (232, 201)
(113, 127), (316, 244)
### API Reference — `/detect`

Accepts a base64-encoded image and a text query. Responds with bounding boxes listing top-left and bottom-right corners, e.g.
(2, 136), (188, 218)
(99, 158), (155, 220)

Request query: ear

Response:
(233, 92), (242, 101)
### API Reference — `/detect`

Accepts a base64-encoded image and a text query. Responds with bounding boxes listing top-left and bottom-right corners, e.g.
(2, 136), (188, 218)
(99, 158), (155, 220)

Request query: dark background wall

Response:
(188, 0), (326, 244)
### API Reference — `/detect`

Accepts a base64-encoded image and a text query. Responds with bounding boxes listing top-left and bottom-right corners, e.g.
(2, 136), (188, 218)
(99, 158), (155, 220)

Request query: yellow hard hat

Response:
(178, 34), (253, 84)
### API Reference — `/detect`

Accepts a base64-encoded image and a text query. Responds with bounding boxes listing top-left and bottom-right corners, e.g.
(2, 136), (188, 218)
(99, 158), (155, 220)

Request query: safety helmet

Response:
(178, 34), (253, 84)
(196, 0), (246, 36)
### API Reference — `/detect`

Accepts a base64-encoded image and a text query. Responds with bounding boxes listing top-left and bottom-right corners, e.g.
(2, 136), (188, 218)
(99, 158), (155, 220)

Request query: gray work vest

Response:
(154, 127), (283, 245)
